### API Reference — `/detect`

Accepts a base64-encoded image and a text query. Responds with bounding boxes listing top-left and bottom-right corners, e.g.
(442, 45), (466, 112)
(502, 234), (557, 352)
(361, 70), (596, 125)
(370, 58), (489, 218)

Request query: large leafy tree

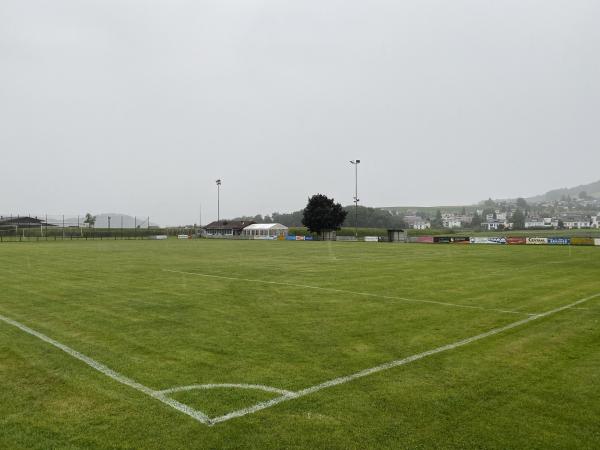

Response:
(511, 209), (525, 229)
(83, 213), (96, 228)
(302, 194), (347, 234)
(432, 209), (443, 228)
(516, 197), (528, 210)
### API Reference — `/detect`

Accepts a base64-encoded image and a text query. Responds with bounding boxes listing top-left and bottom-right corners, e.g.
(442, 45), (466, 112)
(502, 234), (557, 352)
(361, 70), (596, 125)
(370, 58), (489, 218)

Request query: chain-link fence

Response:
(0, 214), (199, 241)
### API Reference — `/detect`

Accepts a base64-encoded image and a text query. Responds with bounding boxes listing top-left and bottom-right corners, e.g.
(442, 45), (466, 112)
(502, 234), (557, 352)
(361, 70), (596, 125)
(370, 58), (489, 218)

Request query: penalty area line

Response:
(162, 269), (534, 316)
(209, 291), (600, 425)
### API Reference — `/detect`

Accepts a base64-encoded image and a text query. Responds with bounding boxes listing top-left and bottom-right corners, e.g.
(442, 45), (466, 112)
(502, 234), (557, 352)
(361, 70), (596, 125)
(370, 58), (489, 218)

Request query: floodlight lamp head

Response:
(216, 179), (221, 186)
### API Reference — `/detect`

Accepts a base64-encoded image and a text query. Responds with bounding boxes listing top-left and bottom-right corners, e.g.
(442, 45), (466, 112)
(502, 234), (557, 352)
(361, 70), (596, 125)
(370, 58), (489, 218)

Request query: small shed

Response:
(242, 223), (288, 239)
(387, 229), (407, 243)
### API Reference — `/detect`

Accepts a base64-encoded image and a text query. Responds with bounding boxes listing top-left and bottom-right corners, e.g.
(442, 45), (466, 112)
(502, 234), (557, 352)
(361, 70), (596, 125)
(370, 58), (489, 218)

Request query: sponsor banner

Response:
(433, 236), (469, 244)
(507, 237), (527, 245)
(364, 236), (379, 242)
(451, 237), (471, 244)
(547, 237), (570, 245)
(595, 238), (600, 246)
(526, 237), (548, 245)
(470, 237), (507, 244)
(571, 237), (594, 246)
(416, 236), (434, 243)
(277, 235), (285, 240)
(285, 235), (313, 241)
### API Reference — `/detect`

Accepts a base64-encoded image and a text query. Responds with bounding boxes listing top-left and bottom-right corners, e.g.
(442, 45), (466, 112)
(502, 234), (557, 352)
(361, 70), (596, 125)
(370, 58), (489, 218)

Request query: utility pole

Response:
(216, 179), (222, 222)
(350, 160), (361, 239)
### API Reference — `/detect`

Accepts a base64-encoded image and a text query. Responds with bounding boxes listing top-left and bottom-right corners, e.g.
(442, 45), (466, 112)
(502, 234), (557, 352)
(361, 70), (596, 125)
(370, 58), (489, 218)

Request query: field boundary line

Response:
(209, 291), (600, 425)
(0, 314), (211, 425)
(162, 269), (534, 316)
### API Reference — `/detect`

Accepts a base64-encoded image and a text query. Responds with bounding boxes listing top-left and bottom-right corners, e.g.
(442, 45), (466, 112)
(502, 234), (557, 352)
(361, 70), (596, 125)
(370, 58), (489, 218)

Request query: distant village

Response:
(394, 194), (600, 231)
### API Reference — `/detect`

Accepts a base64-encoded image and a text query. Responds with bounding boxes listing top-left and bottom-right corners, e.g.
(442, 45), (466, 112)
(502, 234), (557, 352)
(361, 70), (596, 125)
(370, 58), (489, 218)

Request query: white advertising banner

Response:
(526, 237), (548, 245)
(469, 237), (506, 244)
(595, 238), (600, 246)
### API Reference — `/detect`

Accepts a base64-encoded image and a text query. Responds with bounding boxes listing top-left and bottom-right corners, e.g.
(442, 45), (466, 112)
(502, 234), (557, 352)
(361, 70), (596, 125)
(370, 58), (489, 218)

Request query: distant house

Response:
(524, 217), (557, 229)
(442, 218), (462, 229)
(524, 219), (543, 228)
(412, 220), (431, 230)
(481, 220), (510, 231)
(404, 215), (431, 230)
(563, 217), (591, 229)
(203, 220), (254, 236)
(0, 216), (51, 229)
(242, 223), (288, 239)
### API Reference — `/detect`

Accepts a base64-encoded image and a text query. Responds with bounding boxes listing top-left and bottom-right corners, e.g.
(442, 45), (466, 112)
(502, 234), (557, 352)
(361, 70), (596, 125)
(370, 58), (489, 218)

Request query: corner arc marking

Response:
(158, 383), (296, 397)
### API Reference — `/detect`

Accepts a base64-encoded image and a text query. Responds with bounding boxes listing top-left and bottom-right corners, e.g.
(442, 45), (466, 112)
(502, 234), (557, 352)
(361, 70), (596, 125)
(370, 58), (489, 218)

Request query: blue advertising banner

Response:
(304, 236), (314, 241)
(286, 235), (296, 241)
(547, 237), (570, 245)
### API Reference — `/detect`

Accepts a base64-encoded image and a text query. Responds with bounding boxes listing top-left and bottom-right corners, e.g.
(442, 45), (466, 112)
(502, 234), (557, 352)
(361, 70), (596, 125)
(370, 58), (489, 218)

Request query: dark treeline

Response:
(232, 205), (406, 229)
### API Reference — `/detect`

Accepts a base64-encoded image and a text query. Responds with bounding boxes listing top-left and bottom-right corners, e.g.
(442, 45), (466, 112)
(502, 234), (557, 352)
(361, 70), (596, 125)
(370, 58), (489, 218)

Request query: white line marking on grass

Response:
(158, 383), (295, 396)
(3, 291), (599, 427)
(208, 291), (600, 425)
(0, 314), (210, 425)
(162, 269), (534, 316)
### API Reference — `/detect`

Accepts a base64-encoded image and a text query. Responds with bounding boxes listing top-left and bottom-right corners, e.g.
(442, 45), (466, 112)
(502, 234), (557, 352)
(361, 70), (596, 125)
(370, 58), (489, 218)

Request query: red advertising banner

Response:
(507, 237), (527, 245)
(416, 236), (434, 243)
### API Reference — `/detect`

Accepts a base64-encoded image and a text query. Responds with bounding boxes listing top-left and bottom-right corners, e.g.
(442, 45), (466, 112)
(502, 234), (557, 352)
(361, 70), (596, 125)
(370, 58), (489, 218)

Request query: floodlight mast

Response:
(350, 160), (361, 239)
(216, 179), (222, 222)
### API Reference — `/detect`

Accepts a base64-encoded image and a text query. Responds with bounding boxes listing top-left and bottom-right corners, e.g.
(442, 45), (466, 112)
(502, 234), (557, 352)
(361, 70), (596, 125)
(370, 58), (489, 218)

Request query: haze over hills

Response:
(383, 179), (600, 211)
(524, 179), (600, 203)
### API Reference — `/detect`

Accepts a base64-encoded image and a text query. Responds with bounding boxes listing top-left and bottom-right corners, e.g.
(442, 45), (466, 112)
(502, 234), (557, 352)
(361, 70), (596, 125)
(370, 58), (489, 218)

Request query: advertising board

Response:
(364, 236), (379, 242)
(507, 237), (527, 245)
(450, 237), (471, 244)
(595, 239), (600, 246)
(571, 237), (594, 246)
(416, 236), (434, 243)
(470, 237), (506, 244)
(526, 237), (548, 245)
(547, 237), (570, 245)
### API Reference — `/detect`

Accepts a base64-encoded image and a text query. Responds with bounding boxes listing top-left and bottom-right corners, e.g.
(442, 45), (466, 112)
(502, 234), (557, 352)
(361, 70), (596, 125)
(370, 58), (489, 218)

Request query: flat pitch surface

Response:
(1, 240), (599, 448)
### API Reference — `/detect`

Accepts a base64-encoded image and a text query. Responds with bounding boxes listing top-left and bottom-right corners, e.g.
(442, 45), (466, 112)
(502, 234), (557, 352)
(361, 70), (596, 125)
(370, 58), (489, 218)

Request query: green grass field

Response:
(1, 240), (599, 449)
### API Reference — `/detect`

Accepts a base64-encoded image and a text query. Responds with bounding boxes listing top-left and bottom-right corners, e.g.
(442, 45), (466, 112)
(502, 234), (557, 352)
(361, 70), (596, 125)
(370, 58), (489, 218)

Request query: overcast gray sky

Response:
(1, 0), (599, 225)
